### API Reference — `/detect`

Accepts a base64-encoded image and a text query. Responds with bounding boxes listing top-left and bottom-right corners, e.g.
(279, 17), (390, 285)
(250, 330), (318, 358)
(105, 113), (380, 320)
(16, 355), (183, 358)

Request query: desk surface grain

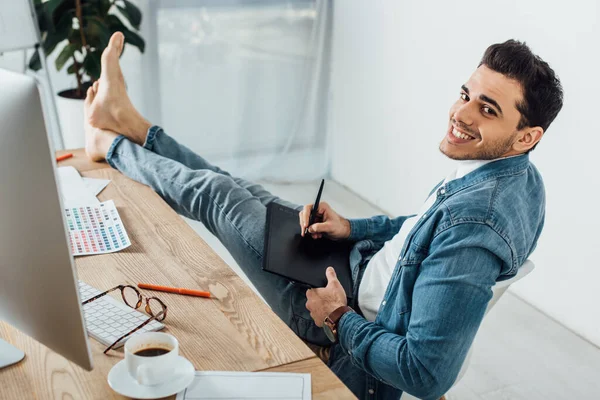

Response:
(0, 156), (355, 399)
(56, 148), (111, 172)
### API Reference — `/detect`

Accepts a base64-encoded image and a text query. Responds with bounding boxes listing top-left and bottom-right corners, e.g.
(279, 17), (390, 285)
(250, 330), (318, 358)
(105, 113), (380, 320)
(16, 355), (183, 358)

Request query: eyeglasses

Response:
(81, 284), (168, 354)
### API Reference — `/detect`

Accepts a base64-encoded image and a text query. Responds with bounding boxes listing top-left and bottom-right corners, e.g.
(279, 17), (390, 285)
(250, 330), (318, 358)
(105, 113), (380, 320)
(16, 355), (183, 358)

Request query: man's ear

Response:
(513, 126), (544, 153)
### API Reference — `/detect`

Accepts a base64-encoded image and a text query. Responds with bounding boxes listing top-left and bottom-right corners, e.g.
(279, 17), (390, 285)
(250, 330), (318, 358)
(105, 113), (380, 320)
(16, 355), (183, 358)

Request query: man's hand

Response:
(299, 201), (351, 240)
(305, 267), (347, 327)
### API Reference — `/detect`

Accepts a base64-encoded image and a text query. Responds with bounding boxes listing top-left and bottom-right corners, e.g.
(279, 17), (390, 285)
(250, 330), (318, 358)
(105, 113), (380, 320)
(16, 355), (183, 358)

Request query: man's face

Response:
(440, 65), (527, 160)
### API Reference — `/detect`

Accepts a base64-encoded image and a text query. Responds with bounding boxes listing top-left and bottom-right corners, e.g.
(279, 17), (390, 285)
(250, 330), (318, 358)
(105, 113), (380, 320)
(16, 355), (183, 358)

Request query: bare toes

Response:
(110, 32), (124, 54)
(85, 87), (95, 107)
(102, 32), (124, 65)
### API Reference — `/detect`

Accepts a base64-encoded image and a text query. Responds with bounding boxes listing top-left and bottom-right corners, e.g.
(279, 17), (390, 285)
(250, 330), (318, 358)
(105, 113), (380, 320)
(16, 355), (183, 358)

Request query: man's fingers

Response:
(317, 201), (329, 214)
(326, 267), (338, 283)
(299, 211), (306, 236)
(308, 221), (331, 234)
(300, 205), (314, 235)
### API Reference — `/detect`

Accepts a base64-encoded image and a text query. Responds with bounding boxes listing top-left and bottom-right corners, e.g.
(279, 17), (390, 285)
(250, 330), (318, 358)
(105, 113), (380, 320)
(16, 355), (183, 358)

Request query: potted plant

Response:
(29, 0), (145, 149)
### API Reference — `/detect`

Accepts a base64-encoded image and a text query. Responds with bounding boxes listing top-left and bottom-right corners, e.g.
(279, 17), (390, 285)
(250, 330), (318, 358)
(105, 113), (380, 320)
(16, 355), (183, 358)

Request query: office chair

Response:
(403, 259), (536, 400)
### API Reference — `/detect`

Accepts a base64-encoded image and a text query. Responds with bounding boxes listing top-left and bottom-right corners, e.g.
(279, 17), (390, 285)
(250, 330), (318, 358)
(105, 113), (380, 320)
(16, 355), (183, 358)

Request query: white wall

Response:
(330, 1), (600, 346)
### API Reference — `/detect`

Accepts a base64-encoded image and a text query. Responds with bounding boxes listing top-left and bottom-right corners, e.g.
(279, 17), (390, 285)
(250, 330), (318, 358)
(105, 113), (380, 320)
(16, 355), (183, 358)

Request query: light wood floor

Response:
(183, 180), (600, 400)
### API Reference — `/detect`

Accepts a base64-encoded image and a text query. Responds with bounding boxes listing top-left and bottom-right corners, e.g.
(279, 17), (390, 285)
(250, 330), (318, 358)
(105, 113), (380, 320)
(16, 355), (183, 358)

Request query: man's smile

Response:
(446, 124), (477, 145)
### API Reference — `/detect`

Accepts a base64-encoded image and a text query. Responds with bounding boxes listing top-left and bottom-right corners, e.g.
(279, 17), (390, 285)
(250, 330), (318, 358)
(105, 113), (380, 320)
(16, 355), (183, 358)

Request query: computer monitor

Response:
(0, 68), (93, 371)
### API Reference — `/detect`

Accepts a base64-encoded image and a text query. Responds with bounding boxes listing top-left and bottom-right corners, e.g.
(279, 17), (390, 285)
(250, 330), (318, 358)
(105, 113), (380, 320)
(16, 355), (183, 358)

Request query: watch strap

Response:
(327, 305), (354, 325)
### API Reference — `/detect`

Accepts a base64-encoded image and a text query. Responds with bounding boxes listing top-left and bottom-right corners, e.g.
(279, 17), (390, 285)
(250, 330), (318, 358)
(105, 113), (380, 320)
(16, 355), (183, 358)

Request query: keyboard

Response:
(78, 281), (164, 349)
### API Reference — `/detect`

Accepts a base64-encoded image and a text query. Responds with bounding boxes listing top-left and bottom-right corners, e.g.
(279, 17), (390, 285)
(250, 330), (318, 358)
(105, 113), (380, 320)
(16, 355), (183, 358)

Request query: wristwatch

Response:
(323, 305), (354, 343)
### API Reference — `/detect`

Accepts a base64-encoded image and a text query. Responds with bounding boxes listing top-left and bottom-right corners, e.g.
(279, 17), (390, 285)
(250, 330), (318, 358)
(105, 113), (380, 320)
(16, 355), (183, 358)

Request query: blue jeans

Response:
(106, 126), (331, 346)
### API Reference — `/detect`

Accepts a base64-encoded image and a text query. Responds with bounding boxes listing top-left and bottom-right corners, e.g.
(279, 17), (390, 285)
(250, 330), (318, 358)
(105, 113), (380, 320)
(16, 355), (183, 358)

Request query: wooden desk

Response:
(56, 148), (111, 172)
(0, 154), (355, 399)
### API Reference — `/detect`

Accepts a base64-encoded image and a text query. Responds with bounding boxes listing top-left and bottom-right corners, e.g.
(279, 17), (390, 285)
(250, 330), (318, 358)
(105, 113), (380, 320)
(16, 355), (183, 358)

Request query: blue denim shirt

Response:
(329, 154), (545, 400)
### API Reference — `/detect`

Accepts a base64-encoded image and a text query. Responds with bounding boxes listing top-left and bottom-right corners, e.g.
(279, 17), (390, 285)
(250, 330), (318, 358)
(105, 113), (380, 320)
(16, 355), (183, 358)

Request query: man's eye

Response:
(460, 93), (469, 101)
(482, 105), (496, 116)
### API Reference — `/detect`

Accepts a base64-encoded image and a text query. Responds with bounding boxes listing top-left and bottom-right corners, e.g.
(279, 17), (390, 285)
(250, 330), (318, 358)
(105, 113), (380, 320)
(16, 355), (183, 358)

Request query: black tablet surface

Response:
(262, 202), (354, 298)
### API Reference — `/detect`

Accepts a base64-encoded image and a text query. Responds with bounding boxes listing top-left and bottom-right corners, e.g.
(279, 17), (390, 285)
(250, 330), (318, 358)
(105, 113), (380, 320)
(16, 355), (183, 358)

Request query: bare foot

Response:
(85, 86), (118, 162)
(87, 32), (151, 144)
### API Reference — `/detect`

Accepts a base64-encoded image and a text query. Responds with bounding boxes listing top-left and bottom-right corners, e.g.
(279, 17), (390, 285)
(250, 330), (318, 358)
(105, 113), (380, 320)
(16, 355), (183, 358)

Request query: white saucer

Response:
(108, 356), (195, 399)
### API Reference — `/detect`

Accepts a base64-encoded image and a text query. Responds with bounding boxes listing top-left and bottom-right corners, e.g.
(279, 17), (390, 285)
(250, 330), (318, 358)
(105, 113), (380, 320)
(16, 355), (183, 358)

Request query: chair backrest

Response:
(453, 259), (535, 384)
(484, 259), (535, 315)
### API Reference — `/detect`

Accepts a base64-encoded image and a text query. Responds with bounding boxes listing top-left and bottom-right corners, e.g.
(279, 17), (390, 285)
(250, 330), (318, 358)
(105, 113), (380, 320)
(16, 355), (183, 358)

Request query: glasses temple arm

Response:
(81, 285), (122, 305)
(103, 312), (164, 354)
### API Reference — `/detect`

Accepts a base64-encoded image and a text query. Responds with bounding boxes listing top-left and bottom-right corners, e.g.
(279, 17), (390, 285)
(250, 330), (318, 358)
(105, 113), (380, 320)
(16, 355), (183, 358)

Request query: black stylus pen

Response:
(305, 179), (325, 234)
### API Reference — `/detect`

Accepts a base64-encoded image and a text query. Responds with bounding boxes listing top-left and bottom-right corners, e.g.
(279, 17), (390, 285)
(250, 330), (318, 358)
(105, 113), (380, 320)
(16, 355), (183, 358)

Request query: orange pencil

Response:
(56, 153), (73, 162)
(138, 283), (211, 298)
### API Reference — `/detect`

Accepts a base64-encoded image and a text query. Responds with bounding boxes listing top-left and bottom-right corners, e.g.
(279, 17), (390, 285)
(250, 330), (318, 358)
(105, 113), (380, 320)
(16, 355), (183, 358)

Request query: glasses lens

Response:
(122, 286), (140, 308)
(148, 298), (166, 321)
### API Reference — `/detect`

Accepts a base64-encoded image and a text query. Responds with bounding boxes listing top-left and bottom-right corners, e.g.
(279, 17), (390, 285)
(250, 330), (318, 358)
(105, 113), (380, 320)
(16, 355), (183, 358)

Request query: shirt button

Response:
(369, 389), (375, 395)
(381, 300), (386, 306)
(422, 213), (427, 219)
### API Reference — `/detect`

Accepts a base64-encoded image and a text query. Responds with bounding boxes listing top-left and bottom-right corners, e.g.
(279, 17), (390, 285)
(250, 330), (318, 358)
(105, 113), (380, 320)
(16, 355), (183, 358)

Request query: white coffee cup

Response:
(124, 332), (180, 386)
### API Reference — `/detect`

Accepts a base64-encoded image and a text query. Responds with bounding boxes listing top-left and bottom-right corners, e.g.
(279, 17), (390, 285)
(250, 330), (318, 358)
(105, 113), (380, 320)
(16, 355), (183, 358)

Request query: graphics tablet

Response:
(262, 202), (354, 298)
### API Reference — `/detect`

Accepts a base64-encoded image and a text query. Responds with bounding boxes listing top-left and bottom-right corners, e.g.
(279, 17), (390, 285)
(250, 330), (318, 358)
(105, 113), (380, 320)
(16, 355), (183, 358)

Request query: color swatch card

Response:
(64, 200), (131, 256)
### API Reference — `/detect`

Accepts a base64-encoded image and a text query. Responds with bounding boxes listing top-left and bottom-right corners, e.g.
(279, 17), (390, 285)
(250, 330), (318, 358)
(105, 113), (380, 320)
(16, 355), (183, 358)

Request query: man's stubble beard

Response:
(439, 131), (518, 161)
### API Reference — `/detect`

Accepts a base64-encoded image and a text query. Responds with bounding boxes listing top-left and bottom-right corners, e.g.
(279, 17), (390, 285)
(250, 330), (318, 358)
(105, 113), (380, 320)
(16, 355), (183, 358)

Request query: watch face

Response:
(323, 324), (336, 342)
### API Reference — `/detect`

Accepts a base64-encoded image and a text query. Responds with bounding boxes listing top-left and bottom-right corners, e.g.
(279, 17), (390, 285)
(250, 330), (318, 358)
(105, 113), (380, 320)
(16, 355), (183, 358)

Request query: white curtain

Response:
(0, 0), (333, 182)
(133, 0), (332, 181)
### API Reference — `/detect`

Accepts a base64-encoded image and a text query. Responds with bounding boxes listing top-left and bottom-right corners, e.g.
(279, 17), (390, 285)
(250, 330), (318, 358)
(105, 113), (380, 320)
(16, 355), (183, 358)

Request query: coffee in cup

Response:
(134, 347), (172, 357)
(124, 332), (179, 386)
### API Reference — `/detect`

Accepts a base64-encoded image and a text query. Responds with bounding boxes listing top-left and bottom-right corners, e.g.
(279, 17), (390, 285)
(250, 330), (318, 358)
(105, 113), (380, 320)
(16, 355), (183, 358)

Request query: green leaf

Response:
(66, 62), (76, 75)
(44, 0), (66, 17)
(28, 50), (42, 71)
(107, 13), (146, 54)
(106, 14), (127, 32)
(83, 16), (111, 50)
(45, 0), (70, 30)
(100, 0), (113, 15)
(43, 31), (67, 56)
(116, 6), (133, 28)
(120, 0), (142, 30)
(67, 30), (82, 48)
(83, 51), (102, 81)
(122, 28), (145, 53)
(54, 11), (75, 34)
(55, 43), (77, 71)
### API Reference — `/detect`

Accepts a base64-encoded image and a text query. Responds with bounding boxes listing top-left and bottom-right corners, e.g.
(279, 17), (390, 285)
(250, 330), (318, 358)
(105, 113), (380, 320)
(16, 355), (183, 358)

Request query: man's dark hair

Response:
(479, 39), (563, 151)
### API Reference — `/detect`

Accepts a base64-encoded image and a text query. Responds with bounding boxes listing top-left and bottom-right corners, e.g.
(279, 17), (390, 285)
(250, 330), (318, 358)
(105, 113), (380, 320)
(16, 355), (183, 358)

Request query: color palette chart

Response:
(64, 200), (131, 256)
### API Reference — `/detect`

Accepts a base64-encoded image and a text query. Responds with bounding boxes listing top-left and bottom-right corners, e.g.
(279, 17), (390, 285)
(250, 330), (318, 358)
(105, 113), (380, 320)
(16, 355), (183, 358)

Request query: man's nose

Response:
(453, 103), (475, 126)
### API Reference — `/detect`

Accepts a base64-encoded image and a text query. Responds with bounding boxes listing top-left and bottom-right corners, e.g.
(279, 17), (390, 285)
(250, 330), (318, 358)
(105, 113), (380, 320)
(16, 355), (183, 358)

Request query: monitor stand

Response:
(0, 338), (25, 368)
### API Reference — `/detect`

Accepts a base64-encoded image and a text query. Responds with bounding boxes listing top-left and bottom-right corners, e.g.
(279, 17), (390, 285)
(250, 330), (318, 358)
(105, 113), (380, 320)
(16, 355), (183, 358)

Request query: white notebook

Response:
(176, 371), (311, 400)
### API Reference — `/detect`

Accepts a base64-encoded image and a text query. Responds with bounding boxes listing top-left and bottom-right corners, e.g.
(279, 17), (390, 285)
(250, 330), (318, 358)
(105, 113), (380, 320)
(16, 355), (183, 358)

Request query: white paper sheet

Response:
(175, 371), (311, 400)
(56, 166), (99, 207)
(82, 177), (111, 196)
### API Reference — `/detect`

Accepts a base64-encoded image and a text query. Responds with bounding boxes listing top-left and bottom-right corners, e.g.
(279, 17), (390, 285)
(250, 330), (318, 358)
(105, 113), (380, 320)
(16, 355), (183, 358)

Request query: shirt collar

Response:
(445, 154), (522, 183)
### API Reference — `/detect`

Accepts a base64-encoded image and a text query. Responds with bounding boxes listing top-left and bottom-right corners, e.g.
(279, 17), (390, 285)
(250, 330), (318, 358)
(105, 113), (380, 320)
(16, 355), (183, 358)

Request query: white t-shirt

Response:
(358, 159), (498, 322)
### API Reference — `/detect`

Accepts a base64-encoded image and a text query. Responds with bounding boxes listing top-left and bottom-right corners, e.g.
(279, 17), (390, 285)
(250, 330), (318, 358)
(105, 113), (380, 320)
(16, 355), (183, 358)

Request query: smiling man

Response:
(84, 36), (562, 400)
(442, 43), (554, 161)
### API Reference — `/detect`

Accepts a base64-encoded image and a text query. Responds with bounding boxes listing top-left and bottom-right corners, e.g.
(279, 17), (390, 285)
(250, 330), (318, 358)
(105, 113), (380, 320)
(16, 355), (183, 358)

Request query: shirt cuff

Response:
(337, 310), (368, 357)
(347, 218), (369, 241)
